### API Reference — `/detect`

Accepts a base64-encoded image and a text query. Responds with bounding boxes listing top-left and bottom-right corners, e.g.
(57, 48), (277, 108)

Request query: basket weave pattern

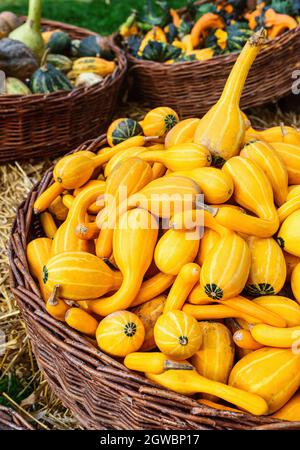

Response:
(118, 3), (300, 118)
(0, 20), (127, 162)
(8, 137), (300, 430)
(0, 406), (34, 430)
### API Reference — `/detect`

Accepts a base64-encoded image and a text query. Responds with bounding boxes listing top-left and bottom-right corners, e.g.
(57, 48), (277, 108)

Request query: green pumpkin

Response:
(30, 55), (73, 94)
(78, 36), (114, 60)
(141, 40), (181, 62)
(107, 118), (143, 146)
(47, 31), (71, 55)
(46, 54), (73, 73)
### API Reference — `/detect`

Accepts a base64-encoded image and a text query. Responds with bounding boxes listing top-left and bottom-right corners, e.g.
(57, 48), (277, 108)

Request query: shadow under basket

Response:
(0, 406), (34, 430)
(9, 136), (300, 430)
(0, 19), (127, 163)
(115, 5), (300, 118)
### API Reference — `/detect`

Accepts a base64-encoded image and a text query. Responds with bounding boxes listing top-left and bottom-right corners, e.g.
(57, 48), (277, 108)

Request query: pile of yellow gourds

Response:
(28, 29), (300, 420)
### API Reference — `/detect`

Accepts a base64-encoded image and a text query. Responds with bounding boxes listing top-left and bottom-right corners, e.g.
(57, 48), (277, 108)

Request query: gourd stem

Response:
(164, 361), (193, 371)
(27, 0), (41, 32)
(48, 285), (60, 306)
(220, 29), (266, 106)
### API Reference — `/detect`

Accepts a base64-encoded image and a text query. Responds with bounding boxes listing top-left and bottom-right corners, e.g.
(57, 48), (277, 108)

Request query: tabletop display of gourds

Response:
(27, 28), (300, 421)
(0, 0), (116, 95)
(119, 0), (300, 63)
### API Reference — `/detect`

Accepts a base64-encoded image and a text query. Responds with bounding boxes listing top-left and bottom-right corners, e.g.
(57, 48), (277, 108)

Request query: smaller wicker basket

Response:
(8, 136), (300, 430)
(116, 1), (300, 118)
(0, 406), (34, 430)
(0, 19), (127, 163)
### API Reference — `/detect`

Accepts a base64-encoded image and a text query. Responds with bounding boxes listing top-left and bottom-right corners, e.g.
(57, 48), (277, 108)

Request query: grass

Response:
(0, 0), (187, 35)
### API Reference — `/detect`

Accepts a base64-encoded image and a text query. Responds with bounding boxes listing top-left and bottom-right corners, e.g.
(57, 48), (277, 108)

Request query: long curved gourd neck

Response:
(219, 29), (266, 107)
(27, 0), (41, 32)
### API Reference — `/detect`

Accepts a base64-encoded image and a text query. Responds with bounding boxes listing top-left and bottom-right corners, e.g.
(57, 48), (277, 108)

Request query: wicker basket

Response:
(0, 406), (34, 430)
(116, 1), (300, 118)
(8, 136), (300, 431)
(0, 19), (127, 163)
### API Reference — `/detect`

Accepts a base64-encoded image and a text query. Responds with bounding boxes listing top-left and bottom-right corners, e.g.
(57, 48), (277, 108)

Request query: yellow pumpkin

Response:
(254, 296), (300, 327)
(277, 210), (300, 257)
(154, 310), (202, 360)
(96, 311), (145, 357)
(141, 107), (179, 137)
(27, 237), (52, 301)
(272, 142), (300, 185)
(165, 118), (201, 149)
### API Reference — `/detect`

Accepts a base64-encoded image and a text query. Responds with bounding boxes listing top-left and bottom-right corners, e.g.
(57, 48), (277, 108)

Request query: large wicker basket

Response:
(0, 406), (34, 430)
(8, 136), (300, 430)
(0, 19), (127, 163)
(116, 0), (300, 118)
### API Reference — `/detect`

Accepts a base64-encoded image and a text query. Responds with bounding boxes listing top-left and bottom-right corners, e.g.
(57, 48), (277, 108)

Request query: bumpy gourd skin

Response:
(194, 30), (266, 164)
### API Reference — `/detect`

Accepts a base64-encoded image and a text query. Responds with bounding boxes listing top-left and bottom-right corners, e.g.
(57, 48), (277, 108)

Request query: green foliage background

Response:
(0, 0), (187, 35)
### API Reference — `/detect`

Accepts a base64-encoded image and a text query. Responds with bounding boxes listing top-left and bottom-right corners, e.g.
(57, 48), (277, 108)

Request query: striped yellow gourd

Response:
(104, 146), (146, 178)
(138, 143), (212, 171)
(169, 167), (233, 204)
(245, 237), (286, 297)
(191, 322), (235, 401)
(240, 139), (288, 206)
(277, 210), (300, 257)
(200, 231), (251, 300)
(196, 228), (221, 266)
(284, 252), (300, 281)
(214, 156), (279, 237)
(154, 229), (200, 275)
(89, 208), (158, 317)
(194, 30), (266, 165)
(95, 157), (153, 258)
(43, 251), (123, 300)
(165, 118), (200, 149)
(277, 194), (300, 224)
(245, 125), (300, 147)
(141, 107), (179, 137)
(229, 348), (300, 413)
(154, 310), (202, 360)
(273, 392), (300, 421)
(254, 296), (300, 327)
(271, 142), (300, 185)
(27, 237), (52, 301)
(163, 263), (200, 313)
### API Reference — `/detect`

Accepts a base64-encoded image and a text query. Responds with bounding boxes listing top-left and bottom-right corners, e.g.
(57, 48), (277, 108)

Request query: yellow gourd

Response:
(214, 156), (279, 238)
(147, 369), (268, 416)
(192, 322), (235, 401)
(284, 252), (300, 281)
(271, 142), (300, 185)
(291, 263), (300, 304)
(233, 329), (263, 350)
(240, 139), (288, 206)
(104, 145), (160, 178)
(183, 304), (260, 324)
(163, 263), (200, 313)
(154, 229), (200, 275)
(141, 107), (179, 137)
(196, 228), (221, 266)
(273, 392), (300, 421)
(88, 209), (158, 316)
(27, 237), (52, 301)
(65, 308), (98, 337)
(165, 118), (200, 149)
(170, 167), (234, 204)
(46, 285), (69, 322)
(43, 251), (122, 300)
(95, 158), (153, 258)
(33, 182), (65, 214)
(131, 272), (175, 307)
(277, 210), (300, 257)
(51, 220), (94, 255)
(124, 352), (192, 374)
(139, 143), (212, 171)
(287, 185), (300, 200)
(132, 296), (166, 351)
(40, 212), (57, 239)
(200, 231), (251, 300)
(245, 125), (300, 147)
(72, 57), (116, 77)
(251, 324), (300, 348)
(225, 318), (253, 359)
(62, 194), (74, 210)
(96, 311), (145, 357)
(154, 311), (202, 360)
(277, 194), (300, 224)
(229, 348), (300, 413)
(254, 296), (300, 327)
(187, 283), (213, 305)
(245, 237), (286, 297)
(127, 176), (201, 219)
(198, 398), (242, 413)
(194, 30), (266, 165)
(151, 162), (167, 180)
(48, 195), (69, 221)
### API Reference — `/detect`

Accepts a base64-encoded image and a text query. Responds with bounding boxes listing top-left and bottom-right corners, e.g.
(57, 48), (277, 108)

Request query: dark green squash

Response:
(47, 31), (71, 55)
(46, 54), (73, 73)
(141, 40), (182, 62)
(107, 118), (143, 146)
(78, 36), (114, 60)
(30, 52), (73, 94)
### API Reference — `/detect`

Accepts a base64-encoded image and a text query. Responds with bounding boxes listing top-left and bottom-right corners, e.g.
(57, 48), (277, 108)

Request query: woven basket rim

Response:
(0, 18), (126, 101)
(7, 135), (300, 430)
(0, 405), (34, 430)
(119, 25), (300, 71)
